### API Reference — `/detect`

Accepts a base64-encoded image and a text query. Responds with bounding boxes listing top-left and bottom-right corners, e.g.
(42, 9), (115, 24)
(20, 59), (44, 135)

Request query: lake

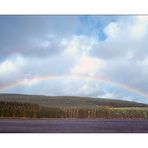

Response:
(0, 119), (148, 133)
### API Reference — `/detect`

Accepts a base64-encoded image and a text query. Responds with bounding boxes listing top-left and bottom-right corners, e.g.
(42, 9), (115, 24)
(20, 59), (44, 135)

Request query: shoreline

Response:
(0, 117), (147, 121)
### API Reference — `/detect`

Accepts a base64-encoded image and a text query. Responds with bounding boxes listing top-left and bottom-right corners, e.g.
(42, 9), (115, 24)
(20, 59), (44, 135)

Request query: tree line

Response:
(0, 101), (148, 119)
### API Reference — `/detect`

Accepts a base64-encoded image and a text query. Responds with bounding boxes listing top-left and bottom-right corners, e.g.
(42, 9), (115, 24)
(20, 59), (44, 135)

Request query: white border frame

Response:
(0, 0), (148, 147)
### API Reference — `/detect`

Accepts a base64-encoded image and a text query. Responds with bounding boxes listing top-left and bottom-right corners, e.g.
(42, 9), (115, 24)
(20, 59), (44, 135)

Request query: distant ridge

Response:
(0, 93), (147, 108)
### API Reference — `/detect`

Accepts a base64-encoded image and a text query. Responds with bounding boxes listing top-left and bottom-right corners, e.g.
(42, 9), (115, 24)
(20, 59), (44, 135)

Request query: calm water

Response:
(0, 119), (148, 133)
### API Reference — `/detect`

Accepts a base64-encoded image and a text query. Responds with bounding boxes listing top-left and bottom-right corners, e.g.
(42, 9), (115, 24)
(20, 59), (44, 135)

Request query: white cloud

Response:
(130, 16), (148, 39)
(140, 57), (148, 65)
(100, 92), (116, 99)
(0, 56), (25, 77)
(66, 35), (96, 56)
(21, 78), (39, 86)
(103, 15), (148, 41)
(70, 55), (106, 76)
(0, 60), (15, 74)
(103, 22), (120, 39)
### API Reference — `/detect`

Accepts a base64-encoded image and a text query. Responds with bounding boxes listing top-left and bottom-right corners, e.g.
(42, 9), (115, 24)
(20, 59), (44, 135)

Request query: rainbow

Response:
(0, 74), (148, 98)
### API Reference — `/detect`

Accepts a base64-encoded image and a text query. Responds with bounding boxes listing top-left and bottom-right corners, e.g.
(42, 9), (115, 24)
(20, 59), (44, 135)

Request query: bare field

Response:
(0, 119), (148, 133)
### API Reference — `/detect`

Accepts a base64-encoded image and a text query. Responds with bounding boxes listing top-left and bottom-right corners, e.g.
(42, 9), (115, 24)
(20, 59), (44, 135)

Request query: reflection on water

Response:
(0, 119), (148, 133)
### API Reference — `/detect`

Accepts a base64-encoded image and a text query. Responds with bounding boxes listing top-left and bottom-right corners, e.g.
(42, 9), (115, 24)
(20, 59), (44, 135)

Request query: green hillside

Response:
(0, 94), (148, 119)
(0, 93), (147, 108)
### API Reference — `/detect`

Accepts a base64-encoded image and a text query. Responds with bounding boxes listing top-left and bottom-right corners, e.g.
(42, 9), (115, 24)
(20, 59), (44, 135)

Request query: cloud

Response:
(66, 35), (96, 56)
(88, 16), (148, 59)
(103, 22), (120, 39)
(70, 55), (106, 76)
(0, 50), (77, 86)
(130, 16), (148, 39)
(0, 16), (148, 104)
(0, 16), (79, 59)
(0, 55), (26, 83)
(19, 34), (68, 57)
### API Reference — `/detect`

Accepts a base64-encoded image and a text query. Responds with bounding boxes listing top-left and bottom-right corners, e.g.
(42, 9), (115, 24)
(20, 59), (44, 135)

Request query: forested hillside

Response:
(0, 94), (147, 108)
(0, 101), (148, 119)
(0, 94), (148, 119)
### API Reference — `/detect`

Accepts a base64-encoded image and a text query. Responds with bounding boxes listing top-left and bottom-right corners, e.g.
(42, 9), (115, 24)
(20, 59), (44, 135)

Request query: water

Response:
(0, 119), (148, 133)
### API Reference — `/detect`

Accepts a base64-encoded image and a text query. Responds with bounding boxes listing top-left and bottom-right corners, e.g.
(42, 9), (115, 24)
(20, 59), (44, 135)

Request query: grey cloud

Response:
(89, 34), (148, 60)
(101, 58), (148, 94)
(0, 16), (79, 59)
(88, 16), (148, 60)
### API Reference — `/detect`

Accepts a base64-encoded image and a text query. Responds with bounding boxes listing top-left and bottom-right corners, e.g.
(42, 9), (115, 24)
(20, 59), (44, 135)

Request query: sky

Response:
(0, 15), (148, 103)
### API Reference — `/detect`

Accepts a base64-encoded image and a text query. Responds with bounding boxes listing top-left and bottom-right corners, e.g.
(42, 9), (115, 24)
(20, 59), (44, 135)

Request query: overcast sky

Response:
(0, 15), (148, 103)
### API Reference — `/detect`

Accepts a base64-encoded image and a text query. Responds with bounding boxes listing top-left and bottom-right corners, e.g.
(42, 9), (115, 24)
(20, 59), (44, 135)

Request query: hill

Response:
(0, 93), (148, 119)
(0, 93), (147, 108)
